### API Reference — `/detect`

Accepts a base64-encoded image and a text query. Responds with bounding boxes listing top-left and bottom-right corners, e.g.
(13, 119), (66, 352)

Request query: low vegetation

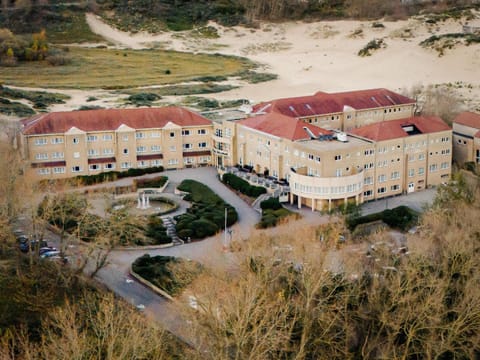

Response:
(257, 197), (298, 228)
(0, 47), (252, 89)
(72, 166), (165, 186)
(0, 97), (35, 117)
(126, 92), (162, 107)
(0, 85), (69, 108)
(346, 205), (418, 232)
(132, 254), (202, 296)
(222, 172), (267, 198)
(358, 38), (386, 56)
(135, 176), (168, 189)
(419, 32), (480, 56)
(175, 179), (237, 239)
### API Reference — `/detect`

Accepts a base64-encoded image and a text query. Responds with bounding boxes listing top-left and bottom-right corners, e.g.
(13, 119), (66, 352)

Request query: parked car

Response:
(40, 250), (61, 259)
(39, 246), (58, 256)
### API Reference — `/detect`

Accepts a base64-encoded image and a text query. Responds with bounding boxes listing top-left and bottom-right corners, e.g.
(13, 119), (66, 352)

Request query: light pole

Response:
(223, 207), (228, 251)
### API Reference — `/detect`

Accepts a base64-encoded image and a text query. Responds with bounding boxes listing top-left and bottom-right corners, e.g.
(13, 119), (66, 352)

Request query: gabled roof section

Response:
(252, 88), (415, 118)
(350, 116), (450, 142)
(453, 111), (480, 129)
(20, 106), (211, 135)
(239, 113), (332, 141)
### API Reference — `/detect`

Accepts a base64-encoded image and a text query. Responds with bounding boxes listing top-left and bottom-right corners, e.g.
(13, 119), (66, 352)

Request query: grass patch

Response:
(132, 254), (202, 296)
(126, 92), (162, 107)
(175, 179), (237, 240)
(0, 48), (253, 89)
(0, 98), (35, 117)
(347, 205), (418, 232)
(257, 197), (298, 229)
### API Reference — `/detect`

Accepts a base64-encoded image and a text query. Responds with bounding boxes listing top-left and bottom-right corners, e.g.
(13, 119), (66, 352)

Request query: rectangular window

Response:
(364, 163), (374, 169)
(377, 187), (386, 194)
(88, 149), (99, 157)
(136, 146), (146, 153)
(151, 145), (161, 152)
(53, 167), (65, 174)
(37, 168), (50, 175)
(168, 159), (179, 165)
(418, 167), (425, 175)
(198, 142), (207, 148)
(103, 134), (113, 141)
(136, 132), (145, 139)
(138, 160), (149, 168)
(35, 153), (48, 160)
(34, 138), (48, 146)
(335, 169), (342, 177)
(364, 176), (373, 185)
(441, 162), (450, 169)
(73, 137), (80, 144)
(103, 148), (114, 155)
(334, 155), (342, 161)
(182, 130), (190, 136)
(418, 153), (425, 161)
(429, 164), (438, 172)
(184, 157), (194, 164)
(89, 164), (100, 171)
(104, 163), (115, 170)
(378, 174), (386, 183)
(52, 151), (65, 159)
(121, 162), (131, 169)
(151, 160), (162, 166)
(71, 166), (82, 173)
(315, 156), (321, 163)
(390, 171), (400, 180)
(198, 129), (207, 135)
(441, 149), (451, 155)
(364, 190), (373, 197)
(122, 135), (129, 141)
(391, 184), (400, 191)
(87, 135), (98, 142)
(51, 137), (64, 144)
(215, 129), (222, 137)
(151, 132), (160, 138)
(183, 143), (192, 150)
(408, 168), (415, 177)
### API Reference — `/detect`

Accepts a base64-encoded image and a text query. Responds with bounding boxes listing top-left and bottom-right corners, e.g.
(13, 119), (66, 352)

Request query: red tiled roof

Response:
(349, 116), (450, 141)
(239, 113), (332, 141)
(252, 88), (415, 117)
(453, 111), (480, 129)
(21, 106), (211, 135)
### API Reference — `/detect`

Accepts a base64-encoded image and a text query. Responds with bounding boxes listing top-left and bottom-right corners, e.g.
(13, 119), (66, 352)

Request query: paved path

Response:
(92, 168), (437, 347)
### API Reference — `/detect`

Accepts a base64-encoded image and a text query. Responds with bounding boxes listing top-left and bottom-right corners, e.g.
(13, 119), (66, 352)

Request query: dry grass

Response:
(0, 47), (252, 89)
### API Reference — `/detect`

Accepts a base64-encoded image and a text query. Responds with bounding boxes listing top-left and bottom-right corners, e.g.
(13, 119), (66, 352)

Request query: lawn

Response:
(0, 47), (253, 89)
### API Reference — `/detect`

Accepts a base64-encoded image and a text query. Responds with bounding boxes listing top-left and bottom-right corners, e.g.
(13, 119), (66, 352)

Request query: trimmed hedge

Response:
(347, 205), (418, 231)
(175, 179), (237, 239)
(75, 166), (164, 186)
(145, 216), (171, 245)
(257, 198), (296, 229)
(222, 173), (267, 198)
(135, 176), (168, 189)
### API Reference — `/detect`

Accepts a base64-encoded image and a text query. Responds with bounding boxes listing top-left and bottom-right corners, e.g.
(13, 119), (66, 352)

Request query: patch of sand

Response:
(5, 12), (478, 116)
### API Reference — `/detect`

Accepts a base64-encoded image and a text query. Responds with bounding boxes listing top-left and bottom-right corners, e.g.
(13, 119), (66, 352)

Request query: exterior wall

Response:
(25, 124), (214, 181)
(212, 121), (236, 169)
(452, 123), (477, 165)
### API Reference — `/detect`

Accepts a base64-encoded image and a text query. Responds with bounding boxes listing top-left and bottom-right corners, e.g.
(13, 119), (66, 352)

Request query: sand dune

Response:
(85, 13), (480, 107)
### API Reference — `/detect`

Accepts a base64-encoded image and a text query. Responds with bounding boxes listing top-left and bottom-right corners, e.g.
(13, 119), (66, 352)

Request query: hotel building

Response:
(19, 88), (452, 210)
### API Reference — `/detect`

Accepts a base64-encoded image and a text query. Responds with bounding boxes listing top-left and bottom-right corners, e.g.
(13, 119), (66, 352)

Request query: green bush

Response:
(222, 173), (266, 198)
(132, 254), (202, 296)
(175, 179), (237, 239)
(347, 205), (418, 231)
(75, 166), (164, 186)
(145, 216), (171, 245)
(260, 197), (282, 210)
(135, 176), (168, 189)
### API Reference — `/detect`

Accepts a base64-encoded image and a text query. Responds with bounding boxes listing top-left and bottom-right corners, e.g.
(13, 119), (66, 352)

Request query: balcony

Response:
(289, 169), (364, 200)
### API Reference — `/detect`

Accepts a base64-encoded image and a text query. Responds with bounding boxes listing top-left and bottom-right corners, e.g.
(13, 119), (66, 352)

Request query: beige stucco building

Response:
(19, 88), (452, 211)
(452, 111), (480, 167)
(20, 106), (213, 180)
